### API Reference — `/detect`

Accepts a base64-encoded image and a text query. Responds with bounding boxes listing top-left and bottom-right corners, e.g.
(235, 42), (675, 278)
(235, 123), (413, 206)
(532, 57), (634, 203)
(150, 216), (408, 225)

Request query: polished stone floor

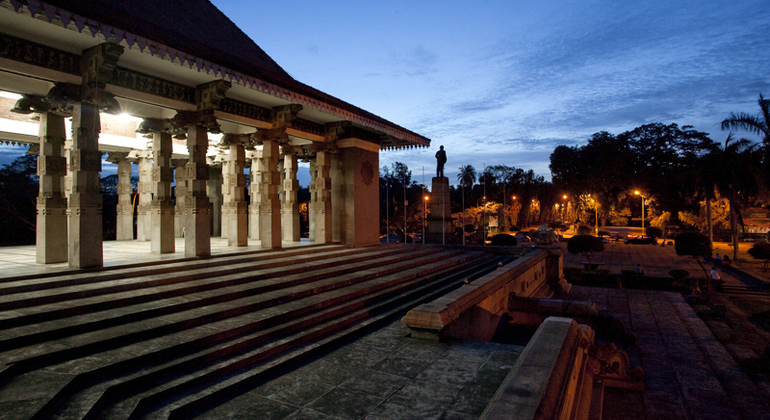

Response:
(0, 237), (315, 279)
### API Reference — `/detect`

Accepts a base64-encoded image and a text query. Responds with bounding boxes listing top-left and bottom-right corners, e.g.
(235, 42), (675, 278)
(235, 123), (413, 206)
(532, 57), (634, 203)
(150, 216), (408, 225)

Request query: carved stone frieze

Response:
(0, 33), (79, 75)
(112, 67), (195, 104)
(219, 98), (271, 122)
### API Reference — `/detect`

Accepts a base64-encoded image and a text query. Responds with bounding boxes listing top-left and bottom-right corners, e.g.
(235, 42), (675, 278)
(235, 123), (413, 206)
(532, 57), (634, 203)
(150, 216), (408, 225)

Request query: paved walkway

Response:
(571, 287), (770, 420)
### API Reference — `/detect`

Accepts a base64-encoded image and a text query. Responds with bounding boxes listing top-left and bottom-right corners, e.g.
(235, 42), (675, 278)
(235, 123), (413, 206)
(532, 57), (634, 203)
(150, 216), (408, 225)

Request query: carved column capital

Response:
(172, 109), (221, 134)
(324, 121), (351, 143)
(196, 80), (232, 111)
(271, 104), (303, 129)
(80, 42), (124, 105)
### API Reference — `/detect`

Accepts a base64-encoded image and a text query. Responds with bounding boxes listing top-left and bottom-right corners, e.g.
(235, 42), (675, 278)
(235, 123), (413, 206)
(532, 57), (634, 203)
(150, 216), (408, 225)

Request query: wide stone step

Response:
(0, 244), (349, 288)
(0, 246), (428, 341)
(0, 248), (453, 364)
(124, 254), (507, 420)
(0, 245), (403, 310)
(24, 251), (502, 419)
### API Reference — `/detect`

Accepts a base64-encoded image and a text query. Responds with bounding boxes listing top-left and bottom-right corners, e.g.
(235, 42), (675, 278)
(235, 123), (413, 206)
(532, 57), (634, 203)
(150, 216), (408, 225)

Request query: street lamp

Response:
(634, 190), (645, 232)
(423, 195), (428, 245)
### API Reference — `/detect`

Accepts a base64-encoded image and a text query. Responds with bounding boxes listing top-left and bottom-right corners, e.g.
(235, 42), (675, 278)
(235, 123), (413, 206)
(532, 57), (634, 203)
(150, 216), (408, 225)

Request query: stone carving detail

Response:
(112, 68), (195, 104)
(171, 109), (221, 134)
(219, 98), (271, 122)
(0, 33), (79, 75)
(196, 80), (231, 110)
(325, 121), (351, 143)
(587, 343), (645, 391)
(271, 104), (303, 129)
(80, 42), (124, 105)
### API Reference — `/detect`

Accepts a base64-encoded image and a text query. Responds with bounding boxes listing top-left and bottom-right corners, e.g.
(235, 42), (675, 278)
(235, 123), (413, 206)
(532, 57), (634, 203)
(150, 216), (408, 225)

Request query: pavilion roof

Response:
(19, 0), (430, 148)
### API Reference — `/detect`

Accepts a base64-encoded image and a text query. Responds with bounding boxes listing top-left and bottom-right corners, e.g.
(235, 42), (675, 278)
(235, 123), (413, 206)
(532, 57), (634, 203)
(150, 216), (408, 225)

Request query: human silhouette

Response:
(435, 145), (447, 178)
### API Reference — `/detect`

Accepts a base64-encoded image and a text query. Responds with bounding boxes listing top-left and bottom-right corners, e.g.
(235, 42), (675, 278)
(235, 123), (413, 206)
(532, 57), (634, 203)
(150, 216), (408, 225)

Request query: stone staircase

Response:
(0, 244), (513, 420)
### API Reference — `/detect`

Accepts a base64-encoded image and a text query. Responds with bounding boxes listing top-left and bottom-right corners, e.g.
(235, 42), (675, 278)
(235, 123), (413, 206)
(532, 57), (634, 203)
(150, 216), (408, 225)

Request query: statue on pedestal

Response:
(435, 145), (447, 178)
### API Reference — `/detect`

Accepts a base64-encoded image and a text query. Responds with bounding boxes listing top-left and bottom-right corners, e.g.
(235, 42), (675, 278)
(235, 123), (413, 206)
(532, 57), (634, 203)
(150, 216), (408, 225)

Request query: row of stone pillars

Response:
(34, 109), (335, 269)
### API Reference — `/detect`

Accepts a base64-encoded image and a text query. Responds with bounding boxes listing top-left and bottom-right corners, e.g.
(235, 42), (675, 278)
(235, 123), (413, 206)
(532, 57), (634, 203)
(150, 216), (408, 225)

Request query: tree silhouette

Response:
(457, 165), (476, 244)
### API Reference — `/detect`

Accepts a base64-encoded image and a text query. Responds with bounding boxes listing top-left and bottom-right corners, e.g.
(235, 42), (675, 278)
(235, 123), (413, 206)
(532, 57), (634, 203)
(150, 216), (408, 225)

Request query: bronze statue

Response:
(435, 145), (447, 178)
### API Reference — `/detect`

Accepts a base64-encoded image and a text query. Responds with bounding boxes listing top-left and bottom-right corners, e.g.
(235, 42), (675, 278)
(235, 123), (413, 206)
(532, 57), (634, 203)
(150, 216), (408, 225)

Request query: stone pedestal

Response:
(225, 143), (247, 246)
(184, 124), (211, 257)
(312, 151), (332, 243)
(150, 132), (174, 254)
(258, 139), (282, 249)
(36, 112), (68, 263)
(247, 149), (261, 240)
(208, 164), (223, 237)
(136, 154), (152, 241)
(173, 159), (188, 238)
(282, 150), (300, 242)
(68, 102), (103, 268)
(427, 177), (454, 243)
(113, 154), (134, 241)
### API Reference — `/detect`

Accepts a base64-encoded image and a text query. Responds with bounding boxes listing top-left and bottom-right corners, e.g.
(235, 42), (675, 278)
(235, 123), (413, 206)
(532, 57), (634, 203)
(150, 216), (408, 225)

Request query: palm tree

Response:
(457, 165), (476, 245)
(720, 93), (770, 144)
(705, 135), (759, 261)
(721, 94), (770, 185)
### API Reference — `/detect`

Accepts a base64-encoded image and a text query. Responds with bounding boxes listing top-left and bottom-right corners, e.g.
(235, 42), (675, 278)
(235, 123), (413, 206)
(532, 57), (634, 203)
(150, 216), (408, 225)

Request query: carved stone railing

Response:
(480, 317), (644, 420)
(401, 248), (563, 341)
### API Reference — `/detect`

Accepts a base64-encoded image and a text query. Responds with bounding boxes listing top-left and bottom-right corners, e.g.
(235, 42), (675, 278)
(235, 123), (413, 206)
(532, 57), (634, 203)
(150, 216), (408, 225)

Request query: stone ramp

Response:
(0, 244), (514, 420)
(571, 286), (770, 420)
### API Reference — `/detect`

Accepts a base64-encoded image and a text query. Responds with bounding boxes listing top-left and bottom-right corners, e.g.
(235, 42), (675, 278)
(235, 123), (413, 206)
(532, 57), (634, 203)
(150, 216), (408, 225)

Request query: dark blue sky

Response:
(2, 0), (769, 188)
(213, 0), (770, 183)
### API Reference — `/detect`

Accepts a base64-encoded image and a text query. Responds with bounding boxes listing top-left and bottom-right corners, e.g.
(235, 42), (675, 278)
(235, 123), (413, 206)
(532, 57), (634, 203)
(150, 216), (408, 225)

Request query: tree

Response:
(567, 235), (604, 275)
(0, 154), (38, 245)
(720, 93), (770, 144)
(674, 231), (712, 291)
(720, 93), (770, 187)
(707, 135), (760, 260)
(748, 242), (770, 271)
(457, 165), (476, 244)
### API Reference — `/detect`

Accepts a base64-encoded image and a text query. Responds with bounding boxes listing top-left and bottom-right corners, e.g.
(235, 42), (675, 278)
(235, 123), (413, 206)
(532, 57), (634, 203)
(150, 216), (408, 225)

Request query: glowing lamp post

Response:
(635, 190), (645, 232)
(423, 195), (428, 245)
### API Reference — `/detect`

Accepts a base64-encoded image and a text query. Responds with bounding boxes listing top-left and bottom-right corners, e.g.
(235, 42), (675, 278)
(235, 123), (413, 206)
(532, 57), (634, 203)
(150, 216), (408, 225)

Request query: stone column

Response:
(247, 149), (261, 240)
(313, 151), (333, 243)
(224, 140), (248, 246)
(36, 111), (68, 263)
(184, 123), (211, 257)
(282, 148), (300, 242)
(107, 152), (134, 241)
(151, 131), (174, 253)
(173, 159), (188, 238)
(136, 152), (152, 241)
(258, 139), (281, 249)
(208, 163), (223, 237)
(331, 142), (379, 246)
(308, 159), (316, 242)
(68, 102), (103, 268)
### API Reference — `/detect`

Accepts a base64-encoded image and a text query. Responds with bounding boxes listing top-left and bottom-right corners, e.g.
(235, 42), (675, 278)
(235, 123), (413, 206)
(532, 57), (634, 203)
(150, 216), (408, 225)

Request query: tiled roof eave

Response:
(3, 0), (430, 149)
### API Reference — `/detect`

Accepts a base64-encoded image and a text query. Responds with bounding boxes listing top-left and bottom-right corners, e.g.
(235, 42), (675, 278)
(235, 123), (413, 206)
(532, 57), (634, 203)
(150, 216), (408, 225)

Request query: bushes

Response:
(597, 229), (611, 237)
(577, 224), (594, 235)
(748, 242), (770, 270)
(646, 226), (663, 238)
(490, 233), (517, 246)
